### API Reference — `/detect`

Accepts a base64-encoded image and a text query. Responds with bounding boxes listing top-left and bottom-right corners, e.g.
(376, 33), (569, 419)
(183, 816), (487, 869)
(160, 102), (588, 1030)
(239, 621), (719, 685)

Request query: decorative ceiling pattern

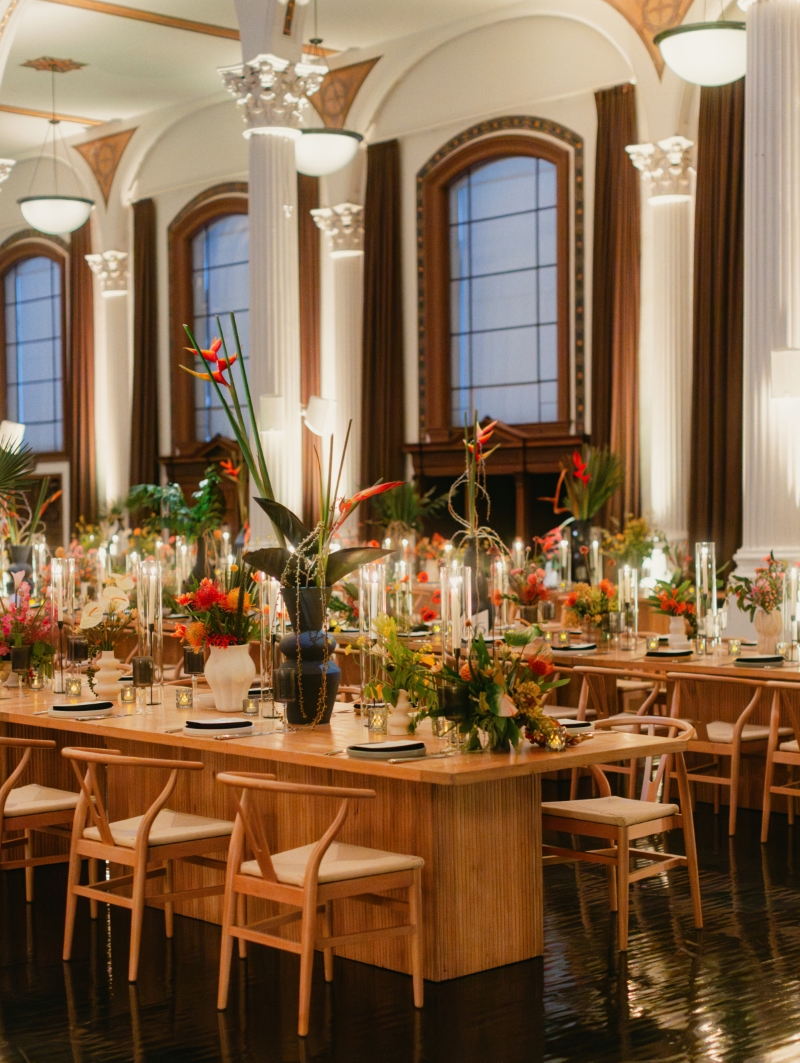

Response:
(73, 126), (136, 202)
(311, 57), (381, 129)
(603, 0), (695, 75)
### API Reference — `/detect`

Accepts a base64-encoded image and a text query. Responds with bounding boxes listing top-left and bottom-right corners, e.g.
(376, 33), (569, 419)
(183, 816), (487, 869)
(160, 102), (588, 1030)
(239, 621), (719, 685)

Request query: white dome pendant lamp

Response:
(655, 0), (746, 89)
(18, 63), (94, 235)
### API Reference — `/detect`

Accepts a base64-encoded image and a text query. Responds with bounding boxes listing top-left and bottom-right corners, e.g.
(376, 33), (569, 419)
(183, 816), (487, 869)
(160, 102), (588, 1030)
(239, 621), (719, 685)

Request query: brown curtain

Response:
(361, 139), (405, 491)
(129, 199), (160, 488)
(298, 174), (321, 527)
(591, 83), (641, 523)
(68, 220), (96, 525)
(688, 80), (745, 568)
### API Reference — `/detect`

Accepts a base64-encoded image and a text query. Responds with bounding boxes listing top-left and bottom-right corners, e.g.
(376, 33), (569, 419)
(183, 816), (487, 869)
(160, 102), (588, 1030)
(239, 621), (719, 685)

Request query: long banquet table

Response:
(0, 684), (686, 981)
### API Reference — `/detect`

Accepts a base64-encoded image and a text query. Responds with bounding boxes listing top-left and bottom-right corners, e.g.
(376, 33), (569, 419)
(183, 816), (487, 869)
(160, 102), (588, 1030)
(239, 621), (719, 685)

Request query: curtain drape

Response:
(591, 83), (641, 523)
(361, 139), (405, 493)
(129, 198), (160, 488)
(688, 80), (745, 568)
(298, 173), (321, 527)
(68, 220), (96, 525)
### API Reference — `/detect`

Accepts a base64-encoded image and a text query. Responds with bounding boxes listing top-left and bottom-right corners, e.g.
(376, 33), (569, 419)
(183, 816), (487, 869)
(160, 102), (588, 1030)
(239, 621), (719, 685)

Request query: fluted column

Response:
(627, 138), (694, 540)
(314, 203), (364, 508)
(736, 0), (800, 571)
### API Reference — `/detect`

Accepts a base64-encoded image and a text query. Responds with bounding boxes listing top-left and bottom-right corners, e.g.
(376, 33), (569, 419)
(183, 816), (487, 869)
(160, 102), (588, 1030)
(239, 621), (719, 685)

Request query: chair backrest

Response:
(766, 681), (800, 745)
(61, 747), (205, 849)
(217, 771), (376, 886)
(0, 736), (57, 817)
(574, 665), (667, 720)
(666, 670), (766, 730)
(592, 714), (694, 802)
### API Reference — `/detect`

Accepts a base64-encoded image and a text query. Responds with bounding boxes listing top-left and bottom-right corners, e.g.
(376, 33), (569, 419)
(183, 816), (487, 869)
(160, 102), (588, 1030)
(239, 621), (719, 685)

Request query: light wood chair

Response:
(215, 770), (424, 1037)
(0, 736), (81, 901)
(760, 681), (800, 842)
(666, 671), (786, 835)
(542, 715), (703, 951)
(61, 746), (233, 982)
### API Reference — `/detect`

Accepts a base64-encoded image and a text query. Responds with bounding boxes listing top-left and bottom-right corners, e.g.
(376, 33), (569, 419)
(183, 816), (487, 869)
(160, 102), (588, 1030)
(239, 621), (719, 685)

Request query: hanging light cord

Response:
(25, 62), (85, 199)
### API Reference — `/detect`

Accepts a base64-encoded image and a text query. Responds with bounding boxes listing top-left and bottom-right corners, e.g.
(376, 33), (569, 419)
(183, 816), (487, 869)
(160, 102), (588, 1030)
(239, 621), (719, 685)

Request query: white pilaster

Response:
(628, 138), (694, 541)
(736, 0), (800, 573)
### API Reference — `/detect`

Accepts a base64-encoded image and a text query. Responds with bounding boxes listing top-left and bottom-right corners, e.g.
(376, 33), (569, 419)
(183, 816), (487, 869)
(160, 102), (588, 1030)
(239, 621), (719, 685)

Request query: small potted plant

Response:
(646, 576), (697, 647)
(79, 573), (136, 697)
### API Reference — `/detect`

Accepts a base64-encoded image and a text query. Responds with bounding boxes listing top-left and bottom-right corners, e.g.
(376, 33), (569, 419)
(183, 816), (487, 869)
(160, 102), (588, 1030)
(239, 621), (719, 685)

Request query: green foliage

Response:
(0, 444), (35, 515)
(126, 465), (225, 542)
(371, 482), (448, 534)
(561, 445), (624, 521)
(363, 615), (439, 710)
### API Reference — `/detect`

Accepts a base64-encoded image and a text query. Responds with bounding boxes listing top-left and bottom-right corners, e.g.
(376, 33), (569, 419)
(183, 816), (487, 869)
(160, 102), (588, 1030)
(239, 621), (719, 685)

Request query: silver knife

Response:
(213, 731), (270, 741)
(387, 752), (453, 764)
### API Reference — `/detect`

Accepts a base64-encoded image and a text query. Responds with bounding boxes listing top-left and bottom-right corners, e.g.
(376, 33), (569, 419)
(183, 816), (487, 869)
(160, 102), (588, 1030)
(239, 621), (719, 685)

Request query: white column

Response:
(314, 203), (364, 508)
(248, 132), (303, 539)
(736, 0), (800, 572)
(627, 139), (694, 541)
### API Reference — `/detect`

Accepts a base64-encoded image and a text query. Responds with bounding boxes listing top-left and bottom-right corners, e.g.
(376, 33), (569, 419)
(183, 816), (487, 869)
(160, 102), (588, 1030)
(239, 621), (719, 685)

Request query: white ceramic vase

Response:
(424, 560), (439, 581)
(205, 643), (256, 713)
(387, 689), (413, 735)
(93, 650), (126, 698)
(754, 607), (783, 655)
(668, 616), (690, 649)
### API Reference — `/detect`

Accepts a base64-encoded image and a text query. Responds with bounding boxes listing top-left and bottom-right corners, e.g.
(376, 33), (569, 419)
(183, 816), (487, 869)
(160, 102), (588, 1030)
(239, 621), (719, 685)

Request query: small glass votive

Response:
(557, 630), (570, 647)
(28, 671), (44, 692)
(728, 638), (741, 658)
(175, 687), (193, 709)
(542, 629), (553, 644)
(695, 635), (707, 656)
(120, 684), (137, 705)
(242, 694), (259, 715)
(368, 702), (388, 735)
(64, 677), (82, 698)
(646, 635), (660, 652)
(777, 641), (790, 659)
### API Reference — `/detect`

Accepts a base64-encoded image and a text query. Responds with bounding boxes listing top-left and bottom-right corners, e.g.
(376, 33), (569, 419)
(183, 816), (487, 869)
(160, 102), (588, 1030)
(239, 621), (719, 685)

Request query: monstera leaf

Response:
(254, 498), (313, 549)
(242, 547), (294, 582)
(325, 547), (391, 586)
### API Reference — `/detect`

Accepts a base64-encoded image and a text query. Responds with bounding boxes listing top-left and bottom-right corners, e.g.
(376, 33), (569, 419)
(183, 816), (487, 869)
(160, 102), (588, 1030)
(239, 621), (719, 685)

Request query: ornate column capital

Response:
(310, 202), (364, 257)
(85, 251), (128, 296)
(219, 52), (326, 137)
(626, 136), (694, 201)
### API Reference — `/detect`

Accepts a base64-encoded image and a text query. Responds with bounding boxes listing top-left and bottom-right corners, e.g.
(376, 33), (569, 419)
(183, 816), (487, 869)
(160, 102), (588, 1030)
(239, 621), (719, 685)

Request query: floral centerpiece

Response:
(503, 563), (550, 622)
(647, 576), (697, 643)
(603, 515), (659, 570)
(565, 580), (618, 644)
(417, 629), (568, 752)
(728, 552), (787, 653)
(0, 580), (54, 678)
(173, 570), (258, 712)
(363, 615), (439, 732)
(79, 573), (136, 697)
(328, 580), (359, 630)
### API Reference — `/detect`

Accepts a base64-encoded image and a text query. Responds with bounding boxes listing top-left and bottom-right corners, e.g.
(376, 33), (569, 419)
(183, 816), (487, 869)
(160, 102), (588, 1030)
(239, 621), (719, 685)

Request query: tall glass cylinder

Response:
(491, 555), (509, 635)
(558, 536), (572, 590)
(590, 538), (602, 587)
(618, 564), (638, 649)
(136, 558), (163, 703)
(51, 557), (67, 693)
(359, 562), (386, 701)
(441, 563), (473, 659)
(787, 565), (800, 658)
(695, 542), (718, 642)
(258, 573), (279, 700)
(31, 541), (48, 601)
(389, 560), (413, 632)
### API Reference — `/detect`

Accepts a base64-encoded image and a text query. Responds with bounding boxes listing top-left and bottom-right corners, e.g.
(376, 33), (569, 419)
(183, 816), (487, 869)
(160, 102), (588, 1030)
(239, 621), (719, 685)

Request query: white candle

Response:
(791, 566), (798, 623)
(148, 568), (156, 628)
(591, 540), (600, 584)
(512, 539), (524, 570)
(451, 579), (462, 648)
(559, 539), (569, 582)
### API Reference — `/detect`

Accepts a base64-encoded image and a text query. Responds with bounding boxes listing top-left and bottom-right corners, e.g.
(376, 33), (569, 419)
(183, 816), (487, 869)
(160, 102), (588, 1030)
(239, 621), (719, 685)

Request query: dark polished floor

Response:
(2, 804), (800, 1063)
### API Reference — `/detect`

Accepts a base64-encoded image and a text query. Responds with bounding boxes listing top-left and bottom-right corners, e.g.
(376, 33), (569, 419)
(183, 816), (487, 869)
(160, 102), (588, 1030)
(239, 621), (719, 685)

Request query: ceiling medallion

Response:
(22, 56), (86, 73)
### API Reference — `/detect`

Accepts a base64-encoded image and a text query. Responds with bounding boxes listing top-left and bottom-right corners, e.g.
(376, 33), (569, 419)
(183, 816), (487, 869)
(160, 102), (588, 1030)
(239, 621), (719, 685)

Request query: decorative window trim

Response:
(0, 235), (69, 458)
(168, 182), (248, 452)
(416, 116), (584, 441)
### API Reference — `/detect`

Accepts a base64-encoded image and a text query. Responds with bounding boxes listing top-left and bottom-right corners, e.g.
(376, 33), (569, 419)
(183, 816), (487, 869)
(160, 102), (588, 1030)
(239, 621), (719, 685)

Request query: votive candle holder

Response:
(175, 687), (193, 709)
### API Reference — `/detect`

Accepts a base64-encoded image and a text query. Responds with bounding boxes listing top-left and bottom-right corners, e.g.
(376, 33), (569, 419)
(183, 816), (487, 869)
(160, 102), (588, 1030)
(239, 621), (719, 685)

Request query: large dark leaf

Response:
(325, 547), (391, 586)
(254, 498), (314, 548)
(242, 547), (294, 582)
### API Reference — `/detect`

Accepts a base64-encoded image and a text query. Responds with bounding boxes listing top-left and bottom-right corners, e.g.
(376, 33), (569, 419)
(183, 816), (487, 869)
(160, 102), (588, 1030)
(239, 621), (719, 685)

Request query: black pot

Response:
(191, 536), (207, 584)
(570, 519), (592, 583)
(463, 539), (491, 622)
(8, 544), (32, 581)
(440, 680), (470, 722)
(10, 644), (31, 675)
(278, 585), (340, 725)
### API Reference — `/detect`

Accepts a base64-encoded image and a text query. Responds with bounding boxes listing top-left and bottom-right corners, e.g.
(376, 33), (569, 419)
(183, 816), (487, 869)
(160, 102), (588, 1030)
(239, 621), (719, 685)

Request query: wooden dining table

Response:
(0, 683), (687, 981)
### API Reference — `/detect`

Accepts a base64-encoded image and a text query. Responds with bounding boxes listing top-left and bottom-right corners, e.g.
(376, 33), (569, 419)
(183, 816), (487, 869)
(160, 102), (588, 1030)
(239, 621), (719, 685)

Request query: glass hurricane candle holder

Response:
(120, 684), (137, 705)
(367, 702), (388, 735)
(242, 694), (259, 716)
(695, 542), (719, 643)
(441, 564), (472, 660)
(647, 635), (660, 652)
(175, 687), (193, 709)
(777, 641), (790, 660)
(618, 566), (638, 650)
(136, 559), (163, 704)
(359, 562), (386, 702)
(728, 638), (741, 658)
(132, 655), (155, 714)
(28, 670), (44, 692)
(558, 630), (570, 647)
(64, 677), (82, 698)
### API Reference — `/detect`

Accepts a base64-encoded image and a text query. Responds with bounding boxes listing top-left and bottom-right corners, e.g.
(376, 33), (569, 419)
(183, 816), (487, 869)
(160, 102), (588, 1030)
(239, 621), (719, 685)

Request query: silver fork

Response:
(213, 731), (270, 741)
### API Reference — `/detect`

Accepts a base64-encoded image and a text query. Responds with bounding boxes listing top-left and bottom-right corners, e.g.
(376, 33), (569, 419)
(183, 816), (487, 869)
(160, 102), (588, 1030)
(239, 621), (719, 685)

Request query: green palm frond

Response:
(0, 444), (35, 513)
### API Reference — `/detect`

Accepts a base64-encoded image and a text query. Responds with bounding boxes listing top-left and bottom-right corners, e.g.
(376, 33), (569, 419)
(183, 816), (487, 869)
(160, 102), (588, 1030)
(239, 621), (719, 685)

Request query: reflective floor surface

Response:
(1, 804), (800, 1063)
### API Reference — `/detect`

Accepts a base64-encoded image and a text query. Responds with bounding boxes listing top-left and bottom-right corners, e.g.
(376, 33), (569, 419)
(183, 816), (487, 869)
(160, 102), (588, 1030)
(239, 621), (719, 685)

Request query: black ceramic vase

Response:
(569, 520), (592, 583)
(8, 544), (32, 582)
(191, 536), (207, 584)
(276, 586), (340, 726)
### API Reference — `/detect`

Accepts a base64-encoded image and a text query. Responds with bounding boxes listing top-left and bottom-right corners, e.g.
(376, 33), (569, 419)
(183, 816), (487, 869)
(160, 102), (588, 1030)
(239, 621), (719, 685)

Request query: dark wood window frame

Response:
(0, 234), (69, 461)
(168, 183), (248, 454)
(420, 132), (573, 443)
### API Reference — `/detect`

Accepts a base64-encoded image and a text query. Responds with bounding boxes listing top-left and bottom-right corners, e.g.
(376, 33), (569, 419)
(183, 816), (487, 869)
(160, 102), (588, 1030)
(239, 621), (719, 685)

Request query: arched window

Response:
(168, 187), (248, 450)
(0, 245), (66, 454)
(419, 130), (575, 440)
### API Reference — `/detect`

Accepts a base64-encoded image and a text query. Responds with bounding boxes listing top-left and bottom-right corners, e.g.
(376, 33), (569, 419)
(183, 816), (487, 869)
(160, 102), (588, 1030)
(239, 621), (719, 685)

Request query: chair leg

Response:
(713, 760), (721, 816)
(762, 751), (777, 844)
(164, 860), (174, 939)
(569, 768), (580, 801)
(236, 893), (247, 959)
(217, 888), (237, 1011)
(408, 870), (424, 1008)
(128, 859), (148, 983)
(626, 760), (636, 800)
(675, 754), (703, 930)
(88, 858), (99, 920)
(24, 830), (33, 903)
(729, 746), (741, 836)
(322, 901), (334, 983)
(617, 829), (630, 952)
(62, 844), (82, 962)
(788, 770), (795, 825)
(662, 756), (673, 806)
(606, 861), (618, 912)
(297, 891), (318, 1037)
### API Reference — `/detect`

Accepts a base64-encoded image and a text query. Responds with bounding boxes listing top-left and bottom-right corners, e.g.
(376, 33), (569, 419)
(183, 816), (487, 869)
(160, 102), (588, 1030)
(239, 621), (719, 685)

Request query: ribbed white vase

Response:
(205, 644), (256, 713)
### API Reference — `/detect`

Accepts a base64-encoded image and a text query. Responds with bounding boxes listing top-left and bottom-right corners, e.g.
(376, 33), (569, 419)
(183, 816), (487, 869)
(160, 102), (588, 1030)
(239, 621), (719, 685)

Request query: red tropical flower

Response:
(432, 589), (442, 605)
(420, 607), (437, 623)
(182, 337), (238, 387)
(467, 420), (498, 460)
(194, 578), (226, 611)
(417, 571), (429, 583)
(572, 449), (590, 486)
(220, 458), (241, 480)
(336, 481), (404, 522)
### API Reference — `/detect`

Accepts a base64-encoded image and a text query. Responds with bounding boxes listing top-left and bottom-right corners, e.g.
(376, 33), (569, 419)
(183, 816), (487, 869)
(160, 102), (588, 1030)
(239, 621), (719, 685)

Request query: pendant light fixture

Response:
(18, 60), (94, 235)
(296, 1), (363, 177)
(655, 20), (746, 85)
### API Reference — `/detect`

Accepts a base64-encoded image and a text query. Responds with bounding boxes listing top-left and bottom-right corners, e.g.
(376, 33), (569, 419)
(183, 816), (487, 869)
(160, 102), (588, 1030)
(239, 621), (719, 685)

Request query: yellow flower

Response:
(223, 588), (251, 612)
